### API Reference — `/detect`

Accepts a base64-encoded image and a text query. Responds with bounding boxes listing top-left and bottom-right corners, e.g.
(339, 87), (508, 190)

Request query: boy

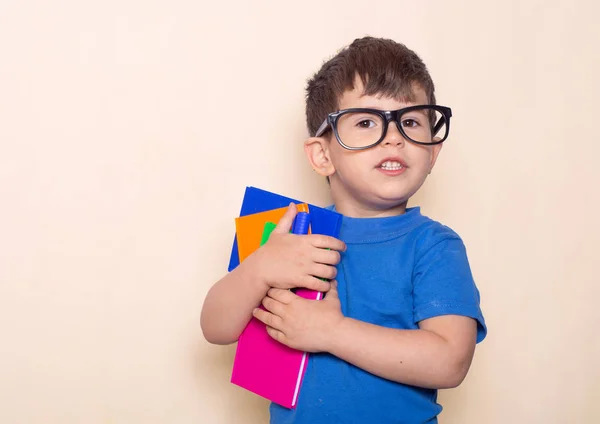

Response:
(201, 36), (486, 423)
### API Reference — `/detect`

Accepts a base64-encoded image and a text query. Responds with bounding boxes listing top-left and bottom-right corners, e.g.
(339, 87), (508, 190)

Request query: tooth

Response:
(381, 161), (403, 169)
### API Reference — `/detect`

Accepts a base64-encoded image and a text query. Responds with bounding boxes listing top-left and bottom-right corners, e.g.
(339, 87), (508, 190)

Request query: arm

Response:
(328, 314), (477, 389)
(254, 284), (478, 389)
(200, 254), (269, 345)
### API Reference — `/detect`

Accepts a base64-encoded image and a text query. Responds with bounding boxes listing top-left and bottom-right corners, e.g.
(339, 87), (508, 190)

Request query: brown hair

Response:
(305, 37), (436, 136)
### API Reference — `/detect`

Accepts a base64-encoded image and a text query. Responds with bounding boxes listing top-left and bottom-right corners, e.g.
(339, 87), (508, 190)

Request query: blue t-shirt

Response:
(270, 207), (487, 424)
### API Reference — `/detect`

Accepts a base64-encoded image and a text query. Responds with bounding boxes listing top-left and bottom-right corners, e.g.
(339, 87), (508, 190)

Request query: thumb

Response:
(272, 203), (297, 234)
(324, 280), (339, 300)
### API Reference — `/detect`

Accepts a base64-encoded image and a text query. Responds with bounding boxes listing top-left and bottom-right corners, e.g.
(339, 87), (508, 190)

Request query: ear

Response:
(304, 136), (336, 177)
(428, 140), (444, 174)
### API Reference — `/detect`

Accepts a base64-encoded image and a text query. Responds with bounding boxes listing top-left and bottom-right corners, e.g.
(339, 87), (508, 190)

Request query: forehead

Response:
(337, 77), (428, 111)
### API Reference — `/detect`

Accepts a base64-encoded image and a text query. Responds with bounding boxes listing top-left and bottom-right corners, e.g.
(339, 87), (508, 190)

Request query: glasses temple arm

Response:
(433, 117), (446, 136)
(314, 119), (330, 137)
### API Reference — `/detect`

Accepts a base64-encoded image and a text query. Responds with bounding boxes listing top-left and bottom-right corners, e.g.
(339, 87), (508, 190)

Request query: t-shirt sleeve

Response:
(412, 231), (487, 343)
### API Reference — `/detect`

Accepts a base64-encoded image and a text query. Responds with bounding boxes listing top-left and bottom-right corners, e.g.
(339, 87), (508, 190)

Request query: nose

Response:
(381, 121), (406, 147)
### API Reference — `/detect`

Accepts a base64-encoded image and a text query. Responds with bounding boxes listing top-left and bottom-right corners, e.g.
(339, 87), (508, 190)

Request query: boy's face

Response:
(305, 79), (443, 218)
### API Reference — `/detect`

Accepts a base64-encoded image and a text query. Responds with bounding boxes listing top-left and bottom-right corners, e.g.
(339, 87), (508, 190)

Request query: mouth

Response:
(376, 158), (408, 171)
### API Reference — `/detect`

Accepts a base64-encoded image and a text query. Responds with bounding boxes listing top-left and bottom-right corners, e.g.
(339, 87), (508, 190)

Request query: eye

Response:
(356, 119), (377, 129)
(401, 118), (420, 128)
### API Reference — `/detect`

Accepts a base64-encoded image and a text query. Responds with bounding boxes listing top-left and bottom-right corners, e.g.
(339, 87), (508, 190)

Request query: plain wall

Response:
(1, 1), (598, 423)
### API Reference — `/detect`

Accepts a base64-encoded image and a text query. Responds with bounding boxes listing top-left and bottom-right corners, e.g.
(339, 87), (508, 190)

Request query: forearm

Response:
(327, 318), (471, 389)
(200, 256), (268, 345)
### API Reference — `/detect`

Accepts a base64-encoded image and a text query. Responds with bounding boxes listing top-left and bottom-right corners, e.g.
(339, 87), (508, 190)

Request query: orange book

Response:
(234, 203), (309, 262)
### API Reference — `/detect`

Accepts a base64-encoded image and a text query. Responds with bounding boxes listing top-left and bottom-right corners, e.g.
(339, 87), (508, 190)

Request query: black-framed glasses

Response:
(314, 105), (452, 150)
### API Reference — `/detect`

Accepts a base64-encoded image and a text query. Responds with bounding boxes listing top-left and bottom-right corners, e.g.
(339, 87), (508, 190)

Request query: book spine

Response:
(290, 211), (318, 408)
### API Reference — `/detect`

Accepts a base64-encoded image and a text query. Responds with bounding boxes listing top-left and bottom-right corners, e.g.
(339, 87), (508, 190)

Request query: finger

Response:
(313, 248), (341, 266)
(309, 235), (346, 252)
(310, 263), (337, 280)
(266, 326), (287, 345)
(299, 275), (331, 292)
(262, 296), (286, 316)
(272, 203), (297, 234)
(252, 308), (283, 330)
(267, 288), (295, 304)
(325, 280), (339, 299)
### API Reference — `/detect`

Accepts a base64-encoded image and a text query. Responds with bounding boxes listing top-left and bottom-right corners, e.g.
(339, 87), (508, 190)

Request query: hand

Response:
(247, 203), (346, 293)
(252, 281), (345, 353)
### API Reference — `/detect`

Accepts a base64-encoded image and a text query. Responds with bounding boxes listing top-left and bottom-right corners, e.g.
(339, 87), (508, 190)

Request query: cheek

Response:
(410, 147), (435, 170)
(331, 149), (371, 173)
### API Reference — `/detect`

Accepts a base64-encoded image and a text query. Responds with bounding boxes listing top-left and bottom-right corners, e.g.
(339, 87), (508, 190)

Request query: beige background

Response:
(1, 0), (598, 423)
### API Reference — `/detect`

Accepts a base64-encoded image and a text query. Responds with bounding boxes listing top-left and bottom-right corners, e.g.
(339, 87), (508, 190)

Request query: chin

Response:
(375, 190), (412, 205)
(370, 197), (409, 212)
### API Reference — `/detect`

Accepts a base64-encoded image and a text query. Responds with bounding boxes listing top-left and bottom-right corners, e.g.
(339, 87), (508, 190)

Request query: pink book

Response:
(231, 212), (322, 408)
(231, 288), (322, 408)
